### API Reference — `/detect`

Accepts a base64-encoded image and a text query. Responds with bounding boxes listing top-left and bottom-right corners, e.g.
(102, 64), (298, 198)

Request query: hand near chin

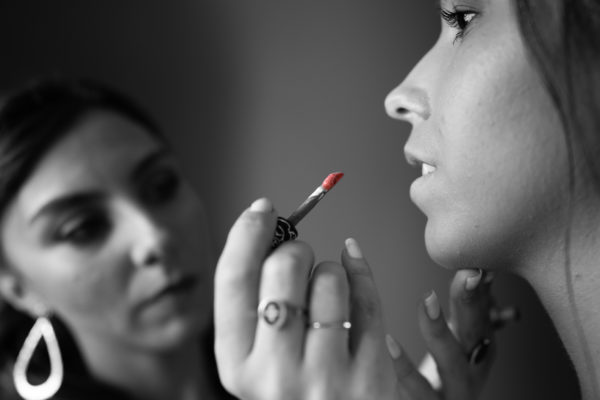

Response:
(388, 268), (512, 400)
(214, 198), (510, 400)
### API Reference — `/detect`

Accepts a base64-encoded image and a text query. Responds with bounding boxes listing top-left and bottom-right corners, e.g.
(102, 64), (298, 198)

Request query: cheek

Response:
(173, 190), (212, 264)
(2, 232), (131, 319)
(39, 250), (130, 316)
(174, 193), (214, 308)
(425, 42), (568, 269)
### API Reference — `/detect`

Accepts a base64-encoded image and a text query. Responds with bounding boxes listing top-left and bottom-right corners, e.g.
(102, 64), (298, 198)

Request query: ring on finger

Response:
(468, 337), (492, 365)
(490, 306), (520, 329)
(308, 320), (352, 330)
(257, 298), (306, 329)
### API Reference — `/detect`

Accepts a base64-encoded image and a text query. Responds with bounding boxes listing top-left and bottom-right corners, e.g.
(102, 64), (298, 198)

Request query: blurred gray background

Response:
(0, 1), (578, 399)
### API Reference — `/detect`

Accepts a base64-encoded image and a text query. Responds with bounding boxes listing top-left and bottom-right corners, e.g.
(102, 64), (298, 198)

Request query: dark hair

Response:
(515, 0), (600, 397)
(0, 78), (162, 399)
(515, 0), (600, 192)
(0, 78), (163, 215)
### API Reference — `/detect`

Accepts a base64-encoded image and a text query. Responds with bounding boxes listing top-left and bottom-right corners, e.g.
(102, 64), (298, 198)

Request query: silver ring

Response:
(309, 320), (352, 330)
(257, 298), (306, 329)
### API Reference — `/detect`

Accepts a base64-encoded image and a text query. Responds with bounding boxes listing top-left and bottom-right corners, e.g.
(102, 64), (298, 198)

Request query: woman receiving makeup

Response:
(215, 0), (599, 399)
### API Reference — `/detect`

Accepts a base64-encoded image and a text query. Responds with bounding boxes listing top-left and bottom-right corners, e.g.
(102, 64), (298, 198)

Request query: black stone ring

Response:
(468, 337), (492, 365)
(271, 217), (299, 249)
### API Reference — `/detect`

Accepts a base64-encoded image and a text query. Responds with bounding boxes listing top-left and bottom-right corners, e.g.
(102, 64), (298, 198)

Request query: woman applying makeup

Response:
(215, 0), (599, 399)
(0, 79), (233, 400)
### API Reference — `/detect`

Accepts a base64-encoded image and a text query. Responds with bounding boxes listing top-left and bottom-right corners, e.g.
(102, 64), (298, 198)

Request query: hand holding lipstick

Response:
(214, 197), (508, 400)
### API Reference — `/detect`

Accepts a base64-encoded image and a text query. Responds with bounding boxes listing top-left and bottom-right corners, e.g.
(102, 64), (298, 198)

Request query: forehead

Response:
(15, 110), (163, 216)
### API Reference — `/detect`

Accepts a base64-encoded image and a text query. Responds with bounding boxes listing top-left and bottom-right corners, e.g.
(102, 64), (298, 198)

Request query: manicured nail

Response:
(250, 198), (273, 213)
(345, 237), (363, 259)
(385, 334), (402, 359)
(424, 290), (440, 320)
(469, 338), (492, 365)
(465, 269), (483, 291)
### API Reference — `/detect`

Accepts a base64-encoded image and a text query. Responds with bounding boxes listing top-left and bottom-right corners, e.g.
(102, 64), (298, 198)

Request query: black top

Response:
(0, 303), (235, 400)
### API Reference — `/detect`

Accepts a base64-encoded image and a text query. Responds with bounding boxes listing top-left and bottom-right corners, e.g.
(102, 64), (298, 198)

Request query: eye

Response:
(55, 210), (110, 246)
(142, 167), (181, 205)
(440, 7), (478, 43)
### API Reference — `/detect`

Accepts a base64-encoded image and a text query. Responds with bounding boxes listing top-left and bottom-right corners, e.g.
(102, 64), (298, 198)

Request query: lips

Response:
(158, 276), (197, 296)
(142, 274), (199, 305)
(405, 148), (437, 177)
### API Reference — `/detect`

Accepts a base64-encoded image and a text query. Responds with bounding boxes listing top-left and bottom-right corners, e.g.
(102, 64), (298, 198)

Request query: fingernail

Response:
(424, 290), (440, 320)
(469, 338), (492, 365)
(483, 271), (495, 284)
(250, 198), (273, 213)
(385, 334), (402, 359)
(465, 269), (483, 291)
(345, 237), (363, 259)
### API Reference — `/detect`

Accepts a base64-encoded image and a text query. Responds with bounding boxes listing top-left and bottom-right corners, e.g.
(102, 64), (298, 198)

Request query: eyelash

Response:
(55, 211), (110, 246)
(439, 7), (478, 43)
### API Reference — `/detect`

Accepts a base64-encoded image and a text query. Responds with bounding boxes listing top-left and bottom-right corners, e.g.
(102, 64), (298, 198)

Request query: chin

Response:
(423, 216), (508, 272)
(143, 313), (207, 351)
(137, 293), (212, 351)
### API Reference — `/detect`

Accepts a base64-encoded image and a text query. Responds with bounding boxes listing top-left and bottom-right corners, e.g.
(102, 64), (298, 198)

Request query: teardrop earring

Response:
(13, 316), (64, 400)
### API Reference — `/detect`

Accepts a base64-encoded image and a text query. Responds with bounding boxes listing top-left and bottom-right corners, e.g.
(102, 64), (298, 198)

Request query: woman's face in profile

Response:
(1, 111), (212, 350)
(385, 0), (568, 271)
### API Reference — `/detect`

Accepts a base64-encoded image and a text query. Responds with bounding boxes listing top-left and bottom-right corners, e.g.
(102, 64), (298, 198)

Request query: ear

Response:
(0, 269), (49, 317)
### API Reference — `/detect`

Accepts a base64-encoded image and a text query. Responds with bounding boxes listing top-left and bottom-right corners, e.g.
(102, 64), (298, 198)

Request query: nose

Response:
(128, 209), (172, 269)
(385, 85), (431, 125)
(384, 45), (438, 126)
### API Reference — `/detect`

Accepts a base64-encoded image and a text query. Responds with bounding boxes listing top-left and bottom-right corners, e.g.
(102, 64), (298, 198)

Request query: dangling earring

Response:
(13, 316), (64, 400)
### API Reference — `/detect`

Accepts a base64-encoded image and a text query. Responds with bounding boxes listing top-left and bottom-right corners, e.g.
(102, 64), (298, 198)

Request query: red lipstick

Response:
(272, 172), (344, 248)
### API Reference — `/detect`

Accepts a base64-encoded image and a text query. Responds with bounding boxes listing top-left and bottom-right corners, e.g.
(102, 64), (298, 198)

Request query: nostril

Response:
(144, 252), (162, 266)
(396, 107), (409, 116)
(131, 243), (166, 269)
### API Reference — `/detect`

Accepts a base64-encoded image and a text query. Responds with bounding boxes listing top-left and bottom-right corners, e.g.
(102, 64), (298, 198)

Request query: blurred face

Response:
(1, 111), (212, 351)
(385, 0), (568, 271)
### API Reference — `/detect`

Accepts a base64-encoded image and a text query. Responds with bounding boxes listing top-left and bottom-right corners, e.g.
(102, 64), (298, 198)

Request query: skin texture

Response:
(0, 111), (216, 399)
(385, 0), (568, 273)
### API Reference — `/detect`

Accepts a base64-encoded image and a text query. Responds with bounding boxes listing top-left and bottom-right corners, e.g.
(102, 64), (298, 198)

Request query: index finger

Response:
(340, 238), (386, 359)
(448, 269), (495, 352)
(214, 198), (277, 369)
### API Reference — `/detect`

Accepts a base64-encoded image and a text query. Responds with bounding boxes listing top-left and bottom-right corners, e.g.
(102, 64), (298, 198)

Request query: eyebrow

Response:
(129, 147), (171, 183)
(437, 0), (484, 8)
(28, 148), (170, 226)
(28, 192), (105, 225)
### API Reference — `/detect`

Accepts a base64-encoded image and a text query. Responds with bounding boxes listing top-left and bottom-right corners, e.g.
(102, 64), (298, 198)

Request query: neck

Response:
(518, 199), (600, 400)
(73, 330), (218, 400)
